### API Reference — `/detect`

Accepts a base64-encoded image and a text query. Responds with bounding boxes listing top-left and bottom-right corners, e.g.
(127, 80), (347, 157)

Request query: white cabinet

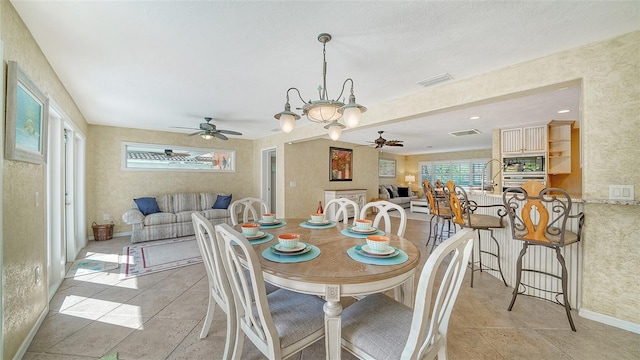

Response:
(501, 125), (547, 154)
(324, 189), (367, 220)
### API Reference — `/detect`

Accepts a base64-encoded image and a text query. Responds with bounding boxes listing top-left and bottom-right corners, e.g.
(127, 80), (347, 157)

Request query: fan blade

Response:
(171, 126), (199, 130)
(216, 129), (243, 135)
(388, 143), (404, 147)
(386, 140), (404, 145)
(188, 131), (202, 137)
(213, 132), (228, 140)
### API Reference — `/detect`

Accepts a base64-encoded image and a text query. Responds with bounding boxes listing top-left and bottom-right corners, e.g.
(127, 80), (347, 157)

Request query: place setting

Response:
(347, 235), (408, 265)
(299, 212), (337, 229)
(262, 233), (321, 263)
(240, 223), (273, 245)
(341, 219), (385, 238)
(257, 213), (287, 229)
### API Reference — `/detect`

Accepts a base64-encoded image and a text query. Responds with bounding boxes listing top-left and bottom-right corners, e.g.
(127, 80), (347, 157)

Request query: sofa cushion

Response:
(173, 193), (199, 213)
(385, 186), (395, 198)
(155, 194), (173, 213)
(389, 185), (400, 198)
(144, 212), (176, 226)
(134, 197), (161, 216)
(200, 192), (217, 210)
(201, 209), (229, 221)
(379, 185), (391, 198)
(213, 194), (232, 209)
(175, 210), (197, 223)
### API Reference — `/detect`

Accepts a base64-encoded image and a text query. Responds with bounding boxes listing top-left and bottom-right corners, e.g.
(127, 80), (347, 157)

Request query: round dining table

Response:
(234, 218), (421, 360)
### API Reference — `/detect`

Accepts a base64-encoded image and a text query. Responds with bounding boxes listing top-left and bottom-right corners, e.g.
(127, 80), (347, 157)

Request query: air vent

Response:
(417, 73), (453, 87)
(449, 129), (481, 137)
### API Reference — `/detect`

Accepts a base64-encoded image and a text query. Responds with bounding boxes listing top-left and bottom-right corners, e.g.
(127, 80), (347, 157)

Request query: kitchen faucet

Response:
(481, 158), (503, 194)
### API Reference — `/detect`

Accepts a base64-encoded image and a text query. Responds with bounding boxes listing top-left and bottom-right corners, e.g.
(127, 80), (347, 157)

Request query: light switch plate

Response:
(609, 185), (634, 200)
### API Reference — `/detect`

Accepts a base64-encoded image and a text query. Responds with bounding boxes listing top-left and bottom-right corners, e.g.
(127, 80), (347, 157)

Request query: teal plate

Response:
(346, 245), (408, 265)
(299, 221), (337, 229)
(259, 221), (287, 229)
(341, 228), (385, 238)
(261, 243), (320, 263)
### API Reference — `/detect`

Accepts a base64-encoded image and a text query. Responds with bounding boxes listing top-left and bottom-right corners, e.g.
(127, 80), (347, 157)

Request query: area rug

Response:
(120, 236), (202, 279)
(65, 254), (119, 278)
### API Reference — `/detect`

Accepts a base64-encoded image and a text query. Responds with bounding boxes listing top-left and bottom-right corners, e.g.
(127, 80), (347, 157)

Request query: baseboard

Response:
(579, 308), (640, 334)
(88, 230), (130, 241)
(14, 305), (48, 360)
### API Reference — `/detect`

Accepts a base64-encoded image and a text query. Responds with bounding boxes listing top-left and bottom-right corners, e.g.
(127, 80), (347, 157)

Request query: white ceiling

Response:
(10, 1), (640, 155)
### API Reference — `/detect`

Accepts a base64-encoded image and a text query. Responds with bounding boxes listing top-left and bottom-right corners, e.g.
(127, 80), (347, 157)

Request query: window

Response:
(419, 158), (488, 188)
(122, 142), (236, 172)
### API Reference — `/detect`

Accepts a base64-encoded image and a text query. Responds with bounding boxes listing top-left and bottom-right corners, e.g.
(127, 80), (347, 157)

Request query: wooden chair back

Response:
(503, 181), (584, 246)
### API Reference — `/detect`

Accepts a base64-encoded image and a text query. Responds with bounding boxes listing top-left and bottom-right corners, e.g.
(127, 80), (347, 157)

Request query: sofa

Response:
(378, 185), (418, 208)
(122, 192), (232, 243)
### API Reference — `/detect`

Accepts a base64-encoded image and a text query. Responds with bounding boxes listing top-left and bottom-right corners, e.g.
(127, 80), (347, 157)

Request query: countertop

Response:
(468, 190), (640, 205)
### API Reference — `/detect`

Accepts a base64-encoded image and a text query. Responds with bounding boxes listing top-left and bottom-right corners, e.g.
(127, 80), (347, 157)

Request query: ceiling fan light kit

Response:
(274, 33), (367, 140)
(173, 117), (242, 140)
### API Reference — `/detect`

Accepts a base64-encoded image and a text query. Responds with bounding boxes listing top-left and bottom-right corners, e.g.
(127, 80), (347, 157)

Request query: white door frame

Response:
(46, 100), (86, 299)
(261, 146), (277, 214)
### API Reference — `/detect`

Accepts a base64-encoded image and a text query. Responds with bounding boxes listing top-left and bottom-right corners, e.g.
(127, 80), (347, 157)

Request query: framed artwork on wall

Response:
(378, 158), (396, 177)
(5, 61), (49, 164)
(329, 146), (353, 181)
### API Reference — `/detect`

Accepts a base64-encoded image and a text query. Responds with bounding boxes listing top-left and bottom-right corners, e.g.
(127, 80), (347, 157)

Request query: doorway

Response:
(47, 104), (86, 299)
(261, 147), (277, 214)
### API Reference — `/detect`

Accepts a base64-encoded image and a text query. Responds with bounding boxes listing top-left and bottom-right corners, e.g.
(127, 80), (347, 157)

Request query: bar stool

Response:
(444, 180), (508, 287)
(422, 179), (455, 254)
(503, 181), (584, 331)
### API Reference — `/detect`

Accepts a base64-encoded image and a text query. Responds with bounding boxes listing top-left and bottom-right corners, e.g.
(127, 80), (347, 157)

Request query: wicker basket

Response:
(92, 221), (114, 241)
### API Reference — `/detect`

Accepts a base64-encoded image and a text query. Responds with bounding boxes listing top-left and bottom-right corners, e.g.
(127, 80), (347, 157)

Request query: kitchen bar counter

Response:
(470, 190), (640, 206)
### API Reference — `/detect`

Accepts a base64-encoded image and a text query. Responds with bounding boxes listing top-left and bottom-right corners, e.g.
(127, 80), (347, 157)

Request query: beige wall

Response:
(283, 139), (379, 218)
(1, 3), (89, 358)
(87, 125), (255, 235)
(256, 32), (640, 327)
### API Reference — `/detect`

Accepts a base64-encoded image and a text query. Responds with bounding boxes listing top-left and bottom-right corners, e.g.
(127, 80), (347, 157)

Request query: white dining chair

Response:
(215, 223), (326, 359)
(360, 200), (407, 237)
(324, 197), (360, 224)
(191, 213), (237, 359)
(229, 197), (269, 225)
(341, 228), (474, 360)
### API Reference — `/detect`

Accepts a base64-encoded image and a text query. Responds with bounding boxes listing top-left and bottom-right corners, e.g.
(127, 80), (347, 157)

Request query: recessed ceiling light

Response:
(557, 109), (571, 114)
(470, 116), (481, 120)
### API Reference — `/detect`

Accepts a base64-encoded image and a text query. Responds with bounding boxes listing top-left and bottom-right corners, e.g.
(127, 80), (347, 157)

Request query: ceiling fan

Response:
(172, 117), (242, 140)
(368, 131), (404, 148)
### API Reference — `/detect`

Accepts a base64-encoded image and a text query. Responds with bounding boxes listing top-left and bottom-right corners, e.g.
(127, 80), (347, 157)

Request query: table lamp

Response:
(405, 175), (415, 187)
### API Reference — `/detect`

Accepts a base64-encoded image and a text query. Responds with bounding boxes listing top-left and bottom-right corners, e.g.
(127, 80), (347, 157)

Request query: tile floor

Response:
(24, 217), (640, 359)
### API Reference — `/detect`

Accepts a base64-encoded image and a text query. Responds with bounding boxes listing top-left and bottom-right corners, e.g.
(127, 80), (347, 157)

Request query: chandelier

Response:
(274, 33), (367, 141)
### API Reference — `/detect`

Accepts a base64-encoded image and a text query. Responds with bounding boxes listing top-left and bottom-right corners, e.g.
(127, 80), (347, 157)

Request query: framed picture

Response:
(329, 147), (353, 181)
(5, 61), (49, 164)
(378, 158), (396, 177)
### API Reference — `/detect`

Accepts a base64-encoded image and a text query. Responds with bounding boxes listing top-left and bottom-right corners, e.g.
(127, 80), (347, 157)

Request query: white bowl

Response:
(355, 219), (373, 230)
(241, 223), (260, 236)
(278, 233), (300, 249)
(310, 213), (324, 222)
(262, 213), (276, 223)
(366, 235), (390, 253)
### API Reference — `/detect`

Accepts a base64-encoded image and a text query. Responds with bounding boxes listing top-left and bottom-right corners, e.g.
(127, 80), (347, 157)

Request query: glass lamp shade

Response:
(306, 101), (343, 123)
(327, 124), (342, 141)
(341, 106), (362, 128)
(279, 113), (297, 133)
(201, 133), (214, 140)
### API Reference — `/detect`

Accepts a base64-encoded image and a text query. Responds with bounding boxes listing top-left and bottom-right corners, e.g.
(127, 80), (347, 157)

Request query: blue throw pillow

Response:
(134, 197), (161, 216)
(212, 194), (232, 209)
